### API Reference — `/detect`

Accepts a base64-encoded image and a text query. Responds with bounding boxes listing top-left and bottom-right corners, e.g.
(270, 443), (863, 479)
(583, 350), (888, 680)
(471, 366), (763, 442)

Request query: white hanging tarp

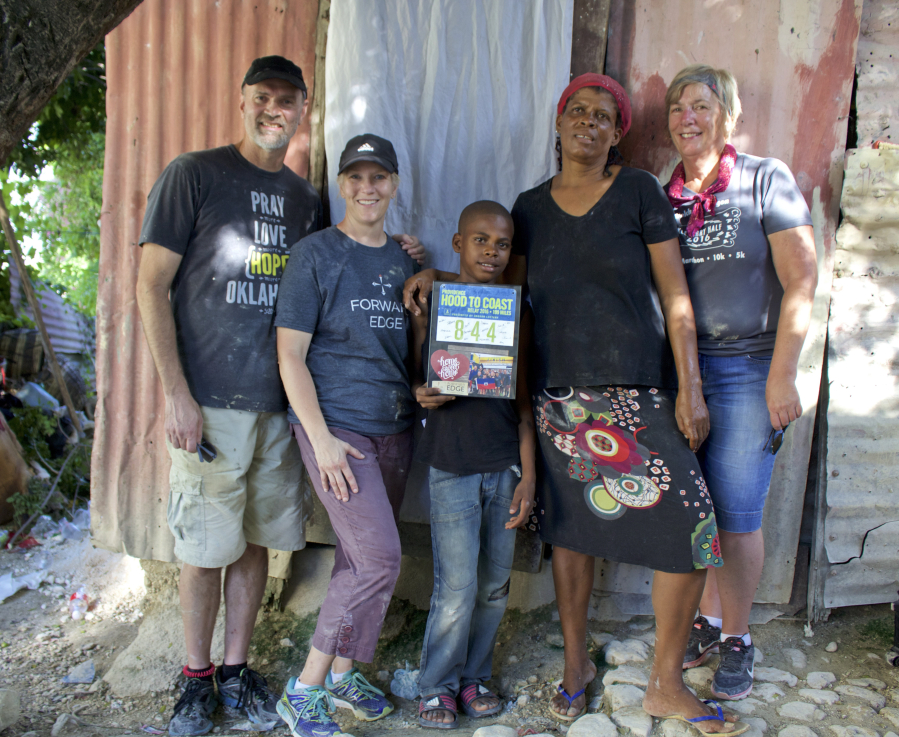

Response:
(325, 0), (574, 271)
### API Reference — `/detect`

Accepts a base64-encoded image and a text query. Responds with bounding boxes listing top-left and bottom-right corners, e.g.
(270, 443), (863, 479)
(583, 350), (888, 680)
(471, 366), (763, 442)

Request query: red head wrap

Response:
(557, 73), (632, 137)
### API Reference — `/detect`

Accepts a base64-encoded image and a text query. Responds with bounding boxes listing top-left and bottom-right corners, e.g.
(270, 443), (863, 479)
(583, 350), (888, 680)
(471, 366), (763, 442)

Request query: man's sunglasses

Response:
(197, 438), (217, 463)
(764, 426), (787, 456)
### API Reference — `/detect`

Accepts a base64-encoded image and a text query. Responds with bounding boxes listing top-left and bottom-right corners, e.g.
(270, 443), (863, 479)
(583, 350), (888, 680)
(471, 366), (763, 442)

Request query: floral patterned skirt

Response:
(533, 385), (722, 573)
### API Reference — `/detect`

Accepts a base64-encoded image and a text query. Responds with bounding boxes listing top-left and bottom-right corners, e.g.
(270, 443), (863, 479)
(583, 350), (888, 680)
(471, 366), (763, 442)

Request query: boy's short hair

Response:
(458, 200), (513, 233)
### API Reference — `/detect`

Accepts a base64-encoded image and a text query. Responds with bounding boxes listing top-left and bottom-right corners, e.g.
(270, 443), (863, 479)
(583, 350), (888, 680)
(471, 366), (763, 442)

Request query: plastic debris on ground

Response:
(231, 720), (279, 731)
(140, 726), (166, 735)
(0, 568), (48, 603)
(61, 660), (95, 684)
(390, 662), (420, 700)
(30, 516), (58, 544)
(59, 520), (85, 542)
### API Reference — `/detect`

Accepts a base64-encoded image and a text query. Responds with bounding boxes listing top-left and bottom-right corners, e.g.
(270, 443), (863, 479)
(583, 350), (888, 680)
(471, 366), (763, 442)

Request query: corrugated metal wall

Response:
(92, 0), (319, 560)
(603, 0), (861, 604)
(822, 0), (899, 609)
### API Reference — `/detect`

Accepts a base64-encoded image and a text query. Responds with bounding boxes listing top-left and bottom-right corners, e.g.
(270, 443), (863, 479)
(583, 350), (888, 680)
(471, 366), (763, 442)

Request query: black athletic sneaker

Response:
(169, 677), (217, 736)
(711, 636), (755, 700)
(683, 615), (721, 669)
(217, 667), (280, 725)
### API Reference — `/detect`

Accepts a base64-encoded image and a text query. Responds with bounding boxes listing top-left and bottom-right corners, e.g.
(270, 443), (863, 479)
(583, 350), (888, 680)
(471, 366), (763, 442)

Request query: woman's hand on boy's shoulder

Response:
(415, 384), (455, 410)
(391, 233), (426, 265)
(506, 475), (536, 530)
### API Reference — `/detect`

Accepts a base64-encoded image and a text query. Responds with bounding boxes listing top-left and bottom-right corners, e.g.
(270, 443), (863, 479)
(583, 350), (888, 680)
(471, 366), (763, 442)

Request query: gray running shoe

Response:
(169, 677), (217, 736)
(217, 667), (280, 725)
(711, 636), (755, 700)
(683, 615), (721, 669)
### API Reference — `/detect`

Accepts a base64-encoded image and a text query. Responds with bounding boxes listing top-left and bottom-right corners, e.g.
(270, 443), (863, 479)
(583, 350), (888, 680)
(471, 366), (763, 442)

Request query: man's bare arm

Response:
(136, 243), (204, 452)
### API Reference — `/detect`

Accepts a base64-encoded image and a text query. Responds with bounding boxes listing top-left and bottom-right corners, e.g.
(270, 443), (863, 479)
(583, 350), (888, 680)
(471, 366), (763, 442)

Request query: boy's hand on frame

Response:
(506, 476), (536, 529)
(415, 385), (456, 410)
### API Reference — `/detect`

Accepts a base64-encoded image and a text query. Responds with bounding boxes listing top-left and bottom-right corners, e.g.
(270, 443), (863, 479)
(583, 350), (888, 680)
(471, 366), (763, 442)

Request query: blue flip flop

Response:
(550, 684), (586, 722)
(667, 700), (749, 735)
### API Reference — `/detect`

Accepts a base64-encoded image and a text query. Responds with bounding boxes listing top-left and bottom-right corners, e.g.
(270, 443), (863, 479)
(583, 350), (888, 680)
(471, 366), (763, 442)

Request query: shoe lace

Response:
(339, 670), (385, 702)
(235, 669), (270, 710)
(173, 679), (210, 717)
(293, 687), (334, 724)
(717, 638), (750, 675)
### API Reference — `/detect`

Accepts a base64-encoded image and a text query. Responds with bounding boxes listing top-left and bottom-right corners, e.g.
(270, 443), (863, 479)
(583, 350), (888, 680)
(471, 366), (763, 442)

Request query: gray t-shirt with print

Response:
(139, 144), (322, 412)
(274, 226), (417, 437)
(668, 152), (812, 356)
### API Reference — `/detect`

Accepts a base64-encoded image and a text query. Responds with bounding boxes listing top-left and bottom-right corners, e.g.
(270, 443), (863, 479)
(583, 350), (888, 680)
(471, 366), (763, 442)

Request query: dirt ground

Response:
(1, 536), (898, 737)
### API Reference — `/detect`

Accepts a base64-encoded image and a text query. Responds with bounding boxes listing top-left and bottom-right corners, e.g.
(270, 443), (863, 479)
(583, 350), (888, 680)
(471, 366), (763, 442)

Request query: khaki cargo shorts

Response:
(166, 407), (309, 568)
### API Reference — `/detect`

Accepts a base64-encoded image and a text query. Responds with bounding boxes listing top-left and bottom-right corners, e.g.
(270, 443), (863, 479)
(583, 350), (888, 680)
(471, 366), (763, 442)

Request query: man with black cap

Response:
(136, 56), (422, 736)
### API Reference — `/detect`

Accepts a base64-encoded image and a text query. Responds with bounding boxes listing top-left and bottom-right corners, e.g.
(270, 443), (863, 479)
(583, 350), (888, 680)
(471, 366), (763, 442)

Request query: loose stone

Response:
(730, 698), (764, 715)
(777, 702), (826, 721)
(800, 689), (840, 705)
(778, 727), (819, 737)
(879, 708), (899, 729)
(473, 727), (518, 737)
(754, 684), (787, 702)
(685, 667), (714, 690)
(546, 633), (565, 648)
(745, 717), (769, 734)
(755, 667), (799, 687)
(825, 642), (838, 653)
(848, 679), (887, 692)
(807, 673), (838, 690)
(611, 706), (653, 737)
(834, 685), (887, 710)
(603, 684), (645, 712)
(604, 640), (650, 666)
(828, 727), (879, 737)
(602, 666), (649, 689)
(590, 632), (615, 648)
(784, 648), (809, 671)
(567, 713), (619, 737)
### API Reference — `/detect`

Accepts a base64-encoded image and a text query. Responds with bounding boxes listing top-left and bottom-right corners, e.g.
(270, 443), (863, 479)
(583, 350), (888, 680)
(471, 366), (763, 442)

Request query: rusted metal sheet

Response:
(855, 0), (899, 147)
(604, 0), (861, 603)
(92, 0), (320, 561)
(824, 147), (899, 608)
(9, 260), (93, 356)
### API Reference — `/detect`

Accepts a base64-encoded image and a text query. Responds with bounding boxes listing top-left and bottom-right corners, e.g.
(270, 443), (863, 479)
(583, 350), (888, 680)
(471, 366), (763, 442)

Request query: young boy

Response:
(411, 201), (536, 729)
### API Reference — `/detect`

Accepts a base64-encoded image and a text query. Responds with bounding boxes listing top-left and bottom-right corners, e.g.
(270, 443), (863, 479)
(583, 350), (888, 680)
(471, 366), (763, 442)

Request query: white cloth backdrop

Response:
(325, 0), (574, 271)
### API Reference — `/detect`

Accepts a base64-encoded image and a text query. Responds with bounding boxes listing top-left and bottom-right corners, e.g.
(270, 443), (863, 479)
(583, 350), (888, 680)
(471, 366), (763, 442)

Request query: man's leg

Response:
(222, 542), (268, 666)
(180, 564), (222, 670)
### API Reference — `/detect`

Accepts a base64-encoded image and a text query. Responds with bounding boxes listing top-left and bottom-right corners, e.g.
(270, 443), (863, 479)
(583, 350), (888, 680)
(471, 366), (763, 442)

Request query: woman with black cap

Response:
(274, 134), (417, 737)
(405, 74), (746, 734)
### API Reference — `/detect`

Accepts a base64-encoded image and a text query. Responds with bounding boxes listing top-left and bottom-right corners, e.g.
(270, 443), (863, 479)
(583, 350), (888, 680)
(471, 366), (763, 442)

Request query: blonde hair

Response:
(336, 171), (400, 188)
(665, 64), (742, 140)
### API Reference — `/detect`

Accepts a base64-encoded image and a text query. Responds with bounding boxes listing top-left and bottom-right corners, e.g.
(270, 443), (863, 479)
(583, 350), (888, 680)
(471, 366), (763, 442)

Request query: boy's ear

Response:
(451, 233), (462, 254)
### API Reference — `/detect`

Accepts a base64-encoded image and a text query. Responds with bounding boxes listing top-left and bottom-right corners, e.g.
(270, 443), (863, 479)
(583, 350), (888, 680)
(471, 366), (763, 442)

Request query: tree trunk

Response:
(0, 0), (144, 167)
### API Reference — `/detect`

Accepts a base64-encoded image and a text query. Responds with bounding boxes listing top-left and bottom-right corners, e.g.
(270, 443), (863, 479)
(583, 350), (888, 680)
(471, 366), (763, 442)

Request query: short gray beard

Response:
(245, 114), (293, 151)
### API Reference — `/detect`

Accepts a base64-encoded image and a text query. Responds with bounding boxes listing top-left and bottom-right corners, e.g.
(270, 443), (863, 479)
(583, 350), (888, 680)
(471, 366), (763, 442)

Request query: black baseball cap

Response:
(338, 134), (399, 175)
(243, 56), (307, 99)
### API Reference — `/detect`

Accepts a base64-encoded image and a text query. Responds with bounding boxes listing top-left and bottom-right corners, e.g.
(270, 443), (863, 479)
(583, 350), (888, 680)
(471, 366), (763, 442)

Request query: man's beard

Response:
(246, 115), (293, 151)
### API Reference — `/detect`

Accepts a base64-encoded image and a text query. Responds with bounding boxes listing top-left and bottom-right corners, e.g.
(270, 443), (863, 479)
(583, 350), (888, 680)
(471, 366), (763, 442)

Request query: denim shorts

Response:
(696, 354), (778, 534)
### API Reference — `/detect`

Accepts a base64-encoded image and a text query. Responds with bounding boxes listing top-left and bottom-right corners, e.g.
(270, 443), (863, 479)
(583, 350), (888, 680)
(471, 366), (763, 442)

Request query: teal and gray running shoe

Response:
(325, 668), (394, 721)
(277, 680), (342, 737)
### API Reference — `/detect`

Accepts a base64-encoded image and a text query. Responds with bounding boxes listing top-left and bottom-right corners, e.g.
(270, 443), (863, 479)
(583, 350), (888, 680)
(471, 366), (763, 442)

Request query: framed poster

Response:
(426, 281), (522, 399)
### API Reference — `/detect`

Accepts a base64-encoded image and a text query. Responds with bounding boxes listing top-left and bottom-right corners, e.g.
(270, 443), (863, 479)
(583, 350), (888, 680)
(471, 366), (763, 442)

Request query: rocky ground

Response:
(1, 536), (898, 737)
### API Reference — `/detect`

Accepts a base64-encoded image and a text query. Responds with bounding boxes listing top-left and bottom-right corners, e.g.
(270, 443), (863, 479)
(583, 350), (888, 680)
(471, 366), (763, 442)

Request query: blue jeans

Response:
(697, 354), (778, 533)
(417, 466), (519, 698)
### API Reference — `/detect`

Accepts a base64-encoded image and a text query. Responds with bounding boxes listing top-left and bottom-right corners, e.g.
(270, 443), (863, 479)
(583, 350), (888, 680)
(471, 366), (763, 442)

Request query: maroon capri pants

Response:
(293, 424), (412, 662)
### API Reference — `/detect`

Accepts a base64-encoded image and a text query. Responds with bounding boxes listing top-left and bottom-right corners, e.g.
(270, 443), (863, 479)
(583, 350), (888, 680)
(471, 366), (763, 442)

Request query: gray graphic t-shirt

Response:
(668, 153), (812, 356)
(139, 145), (322, 411)
(274, 227), (417, 437)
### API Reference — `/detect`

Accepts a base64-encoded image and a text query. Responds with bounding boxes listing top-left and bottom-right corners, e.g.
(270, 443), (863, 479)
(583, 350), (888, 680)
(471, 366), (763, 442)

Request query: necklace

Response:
(667, 144), (737, 238)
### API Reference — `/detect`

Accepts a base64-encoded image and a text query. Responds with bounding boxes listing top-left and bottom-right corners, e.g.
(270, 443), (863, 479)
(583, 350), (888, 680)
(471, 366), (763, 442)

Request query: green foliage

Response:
(7, 405), (55, 462)
(857, 616), (893, 646)
(26, 132), (104, 314)
(8, 45), (106, 179)
(1, 43), (105, 318)
(6, 406), (92, 524)
(8, 476), (47, 522)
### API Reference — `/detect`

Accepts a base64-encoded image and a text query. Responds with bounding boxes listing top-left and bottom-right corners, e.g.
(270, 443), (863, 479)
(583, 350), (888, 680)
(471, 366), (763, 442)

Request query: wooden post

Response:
(308, 0), (331, 201)
(570, 0), (613, 78)
(0, 190), (83, 435)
